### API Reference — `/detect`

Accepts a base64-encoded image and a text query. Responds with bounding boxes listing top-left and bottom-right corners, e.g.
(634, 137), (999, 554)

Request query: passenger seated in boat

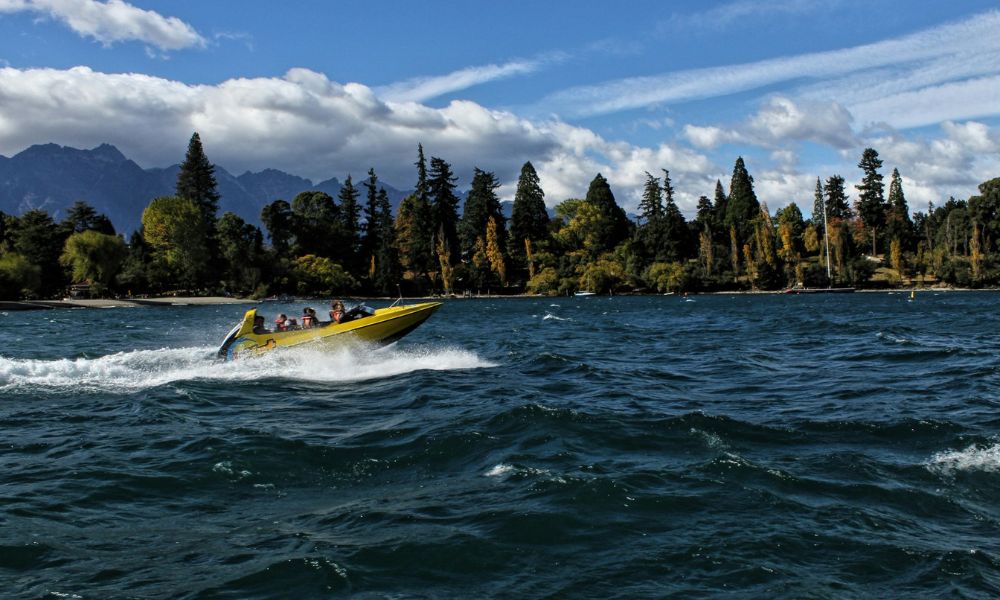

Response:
(329, 300), (346, 324)
(301, 307), (317, 328)
(252, 315), (269, 334)
(286, 317), (299, 330)
(274, 314), (289, 331)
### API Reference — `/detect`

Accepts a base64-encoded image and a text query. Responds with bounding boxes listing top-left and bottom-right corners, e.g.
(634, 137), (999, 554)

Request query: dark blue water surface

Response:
(3, 293), (1000, 598)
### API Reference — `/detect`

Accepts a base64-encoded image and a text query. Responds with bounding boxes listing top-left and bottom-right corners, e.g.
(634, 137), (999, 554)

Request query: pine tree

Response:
(824, 175), (852, 220)
(660, 169), (688, 262)
(508, 161), (549, 278)
(584, 173), (629, 253)
(176, 132), (220, 227)
(395, 145), (435, 284)
(62, 200), (114, 235)
(373, 187), (400, 294)
(338, 174), (361, 269)
(695, 195), (714, 231)
(636, 172), (663, 264)
(713, 180), (728, 246)
(459, 168), (503, 259)
(637, 171), (663, 226)
(856, 147), (886, 256)
(362, 168), (381, 274)
(724, 157), (759, 244)
(428, 156), (461, 265)
(885, 168), (913, 249)
(812, 177), (825, 232)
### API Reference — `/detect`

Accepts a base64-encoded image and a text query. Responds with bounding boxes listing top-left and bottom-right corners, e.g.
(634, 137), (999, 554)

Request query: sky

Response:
(0, 0), (998, 218)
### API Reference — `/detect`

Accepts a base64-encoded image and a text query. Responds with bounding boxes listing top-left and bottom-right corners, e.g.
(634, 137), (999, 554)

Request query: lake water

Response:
(2, 293), (999, 598)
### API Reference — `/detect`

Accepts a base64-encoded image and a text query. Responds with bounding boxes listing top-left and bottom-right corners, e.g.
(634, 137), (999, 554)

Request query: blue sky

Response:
(1, 0), (998, 217)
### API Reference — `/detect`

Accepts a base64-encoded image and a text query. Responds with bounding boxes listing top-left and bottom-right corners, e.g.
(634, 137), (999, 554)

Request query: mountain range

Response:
(0, 143), (415, 234)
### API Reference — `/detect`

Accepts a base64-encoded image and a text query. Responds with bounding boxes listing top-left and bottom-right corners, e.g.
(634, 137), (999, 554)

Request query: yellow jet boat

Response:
(216, 302), (441, 360)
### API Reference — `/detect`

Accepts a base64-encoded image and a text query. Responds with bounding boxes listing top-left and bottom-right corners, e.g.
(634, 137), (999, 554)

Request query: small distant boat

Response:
(216, 302), (441, 360)
(574, 291), (596, 297)
(909, 289), (916, 302)
(783, 287), (855, 294)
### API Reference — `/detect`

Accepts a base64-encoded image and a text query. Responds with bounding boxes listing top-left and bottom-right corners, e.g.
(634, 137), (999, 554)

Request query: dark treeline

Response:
(2, 134), (999, 300)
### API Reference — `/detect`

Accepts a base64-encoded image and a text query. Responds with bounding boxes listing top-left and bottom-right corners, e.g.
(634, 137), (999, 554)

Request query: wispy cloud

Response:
(536, 9), (1000, 123)
(656, 0), (835, 34)
(0, 0), (205, 51)
(378, 52), (567, 103)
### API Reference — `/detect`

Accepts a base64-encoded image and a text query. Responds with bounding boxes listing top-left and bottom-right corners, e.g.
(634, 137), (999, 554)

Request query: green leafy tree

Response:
(261, 199), (293, 256)
(175, 132), (220, 226)
(216, 212), (264, 293)
(396, 193), (434, 282)
(291, 191), (344, 259)
(141, 196), (210, 289)
(969, 177), (1000, 254)
(0, 253), (41, 299)
(59, 230), (126, 292)
(395, 145), (435, 286)
(856, 147), (886, 255)
(292, 254), (357, 296)
(10, 209), (66, 296)
(117, 230), (151, 294)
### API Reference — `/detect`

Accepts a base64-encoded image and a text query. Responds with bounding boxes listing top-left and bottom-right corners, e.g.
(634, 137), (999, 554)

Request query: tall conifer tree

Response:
(428, 156), (461, 264)
(584, 173), (630, 253)
(339, 174), (361, 268)
(725, 157), (759, 244)
(812, 177), (825, 232)
(856, 147), (886, 255)
(176, 132), (220, 227)
(362, 168), (381, 272)
(509, 161), (549, 272)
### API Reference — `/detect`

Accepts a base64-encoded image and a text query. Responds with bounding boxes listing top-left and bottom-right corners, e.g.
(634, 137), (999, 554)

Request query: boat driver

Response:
(252, 315), (269, 334)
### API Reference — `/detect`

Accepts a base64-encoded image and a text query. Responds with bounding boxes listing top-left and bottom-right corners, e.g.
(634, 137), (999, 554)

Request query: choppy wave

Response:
(0, 344), (494, 393)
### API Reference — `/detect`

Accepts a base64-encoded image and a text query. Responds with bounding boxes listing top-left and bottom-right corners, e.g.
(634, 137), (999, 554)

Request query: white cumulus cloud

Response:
(0, 0), (205, 50)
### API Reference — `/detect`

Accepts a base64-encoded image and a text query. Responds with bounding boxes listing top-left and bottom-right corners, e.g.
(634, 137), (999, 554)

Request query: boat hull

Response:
(216, 302), (441, 360)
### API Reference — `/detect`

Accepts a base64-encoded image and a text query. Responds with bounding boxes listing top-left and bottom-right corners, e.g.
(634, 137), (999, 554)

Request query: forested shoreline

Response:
(1, 133), (998, 300)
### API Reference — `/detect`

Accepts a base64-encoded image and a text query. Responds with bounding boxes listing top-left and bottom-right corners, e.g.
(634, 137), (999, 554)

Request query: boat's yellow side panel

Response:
(220, 302), (440, 360)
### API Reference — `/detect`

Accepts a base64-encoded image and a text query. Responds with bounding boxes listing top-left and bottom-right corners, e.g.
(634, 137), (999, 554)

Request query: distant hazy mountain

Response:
(0, 143), (412, 233)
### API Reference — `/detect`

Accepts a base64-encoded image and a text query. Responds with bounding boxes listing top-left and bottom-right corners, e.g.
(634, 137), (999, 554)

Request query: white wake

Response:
(0, 344), (495, 393)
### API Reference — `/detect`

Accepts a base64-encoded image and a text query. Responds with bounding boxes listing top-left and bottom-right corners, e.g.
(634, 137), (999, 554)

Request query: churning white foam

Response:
(0, 344), (495, 394)
(927, 443), (1000, 476)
